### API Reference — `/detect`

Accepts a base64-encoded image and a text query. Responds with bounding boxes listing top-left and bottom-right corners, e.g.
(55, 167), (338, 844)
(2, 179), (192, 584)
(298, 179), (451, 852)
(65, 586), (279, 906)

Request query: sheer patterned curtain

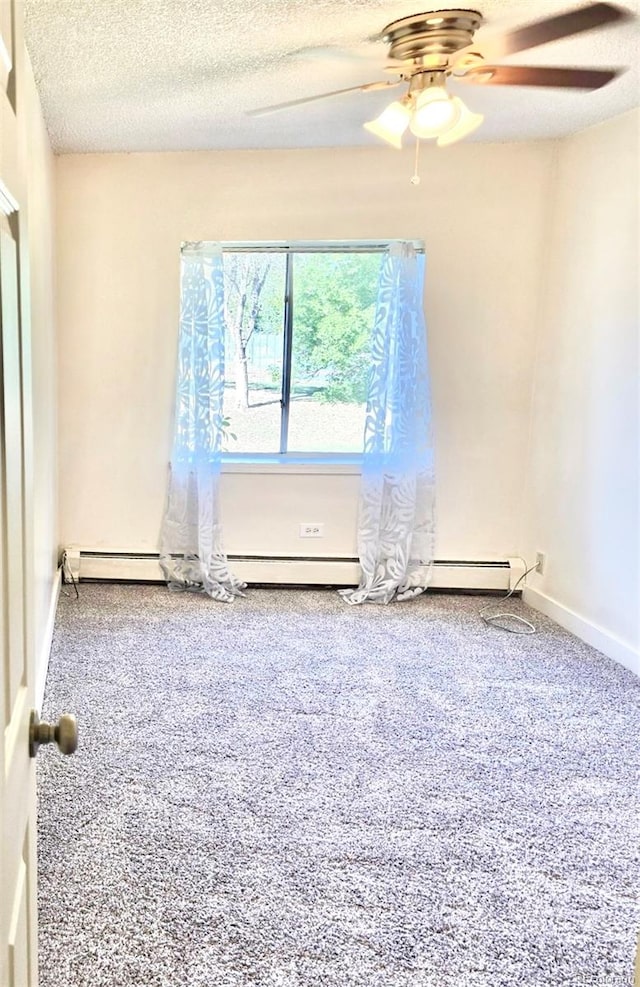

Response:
(340, 242), (435, 605)
(159, 243), (245, 602)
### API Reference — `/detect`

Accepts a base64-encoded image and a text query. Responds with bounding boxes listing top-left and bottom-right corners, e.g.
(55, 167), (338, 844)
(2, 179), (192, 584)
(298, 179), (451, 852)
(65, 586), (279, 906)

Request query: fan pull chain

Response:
(410, 138), (421, 186)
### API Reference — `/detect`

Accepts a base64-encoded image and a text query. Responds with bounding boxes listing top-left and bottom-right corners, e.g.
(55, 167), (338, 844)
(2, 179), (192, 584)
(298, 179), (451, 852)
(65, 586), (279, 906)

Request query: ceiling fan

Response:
(247, 2), (632, 148)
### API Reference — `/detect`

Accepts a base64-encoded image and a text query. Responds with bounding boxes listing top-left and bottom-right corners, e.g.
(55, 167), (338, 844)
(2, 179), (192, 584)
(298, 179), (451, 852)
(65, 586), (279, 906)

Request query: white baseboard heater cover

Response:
(64, 549), (526, 592)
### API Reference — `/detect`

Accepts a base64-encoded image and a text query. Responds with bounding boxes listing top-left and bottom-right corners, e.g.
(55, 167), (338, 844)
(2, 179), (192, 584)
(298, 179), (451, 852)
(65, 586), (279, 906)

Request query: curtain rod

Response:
(181, 240), (424, 255)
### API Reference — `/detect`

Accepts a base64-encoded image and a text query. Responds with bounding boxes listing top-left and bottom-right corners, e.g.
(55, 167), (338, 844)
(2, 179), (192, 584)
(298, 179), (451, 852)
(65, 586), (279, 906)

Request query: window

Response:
(221, 244), (384, 459)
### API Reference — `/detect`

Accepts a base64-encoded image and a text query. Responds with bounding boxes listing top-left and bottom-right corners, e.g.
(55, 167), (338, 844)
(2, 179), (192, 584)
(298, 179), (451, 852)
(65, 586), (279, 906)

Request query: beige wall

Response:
(522, 109), (639, 672)
(55, 141), (554, 561)
(24, 56), (58, 690)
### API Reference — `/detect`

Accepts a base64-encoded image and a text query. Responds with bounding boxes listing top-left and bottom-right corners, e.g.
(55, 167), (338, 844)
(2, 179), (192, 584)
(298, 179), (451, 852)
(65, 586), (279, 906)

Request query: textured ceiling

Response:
(24, 0), (640, 153)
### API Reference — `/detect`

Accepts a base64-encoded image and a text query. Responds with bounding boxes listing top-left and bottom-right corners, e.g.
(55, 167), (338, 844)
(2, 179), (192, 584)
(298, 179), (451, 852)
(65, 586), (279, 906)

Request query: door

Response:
(0, 215), (37, 987)
(1, 0), (38, 983)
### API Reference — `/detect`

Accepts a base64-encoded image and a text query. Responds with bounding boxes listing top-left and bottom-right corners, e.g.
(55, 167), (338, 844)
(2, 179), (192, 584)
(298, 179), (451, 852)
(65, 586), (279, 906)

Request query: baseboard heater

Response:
(63, 549), (525, 593)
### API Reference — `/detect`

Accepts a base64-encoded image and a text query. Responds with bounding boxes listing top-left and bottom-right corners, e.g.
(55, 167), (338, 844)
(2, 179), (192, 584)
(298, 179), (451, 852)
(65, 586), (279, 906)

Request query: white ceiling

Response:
(24, 0), (640, 153)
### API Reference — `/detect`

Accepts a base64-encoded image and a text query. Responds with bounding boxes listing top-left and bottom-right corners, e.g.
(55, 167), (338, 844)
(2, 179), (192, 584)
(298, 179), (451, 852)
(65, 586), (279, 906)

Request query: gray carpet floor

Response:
(37, 584), (640, 987)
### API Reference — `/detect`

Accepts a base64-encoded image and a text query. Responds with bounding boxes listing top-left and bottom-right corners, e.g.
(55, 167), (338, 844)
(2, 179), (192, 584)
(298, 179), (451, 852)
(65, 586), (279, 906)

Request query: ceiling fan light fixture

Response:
(409, 86), (461, 138)
(436, 96), (484, 147)
(435, 97), (484, 146)
(363, 99), (411, 148)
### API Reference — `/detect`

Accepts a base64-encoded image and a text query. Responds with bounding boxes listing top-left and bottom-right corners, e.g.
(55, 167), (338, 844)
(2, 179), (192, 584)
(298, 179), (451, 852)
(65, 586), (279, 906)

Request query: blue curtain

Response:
(340, 242), (436, 604)
(159, 243), (245, 602)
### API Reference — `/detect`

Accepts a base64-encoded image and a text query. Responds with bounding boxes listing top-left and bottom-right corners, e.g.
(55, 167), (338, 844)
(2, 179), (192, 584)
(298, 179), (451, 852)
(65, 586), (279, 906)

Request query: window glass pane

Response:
(287, 252), (381, 453)
(222, 252), (285, 453)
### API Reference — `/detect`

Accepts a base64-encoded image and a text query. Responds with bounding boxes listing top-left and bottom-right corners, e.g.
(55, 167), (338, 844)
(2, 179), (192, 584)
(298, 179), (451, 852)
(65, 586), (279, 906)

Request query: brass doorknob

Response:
(29, 710), (78, 757)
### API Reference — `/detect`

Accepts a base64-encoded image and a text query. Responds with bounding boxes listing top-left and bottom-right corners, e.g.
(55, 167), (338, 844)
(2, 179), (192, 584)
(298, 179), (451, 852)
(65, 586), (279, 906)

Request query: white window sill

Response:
(221, 455), (362, 476)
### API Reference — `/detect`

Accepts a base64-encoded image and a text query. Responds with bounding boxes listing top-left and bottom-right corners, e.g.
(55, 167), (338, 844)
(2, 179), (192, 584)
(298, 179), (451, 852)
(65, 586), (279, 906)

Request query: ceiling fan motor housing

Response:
(382, 9), (483, 64)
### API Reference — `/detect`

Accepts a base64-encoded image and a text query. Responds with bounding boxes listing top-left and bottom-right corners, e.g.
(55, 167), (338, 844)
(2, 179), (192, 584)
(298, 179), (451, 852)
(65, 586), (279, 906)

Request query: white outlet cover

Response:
(300, 523), (324, 538)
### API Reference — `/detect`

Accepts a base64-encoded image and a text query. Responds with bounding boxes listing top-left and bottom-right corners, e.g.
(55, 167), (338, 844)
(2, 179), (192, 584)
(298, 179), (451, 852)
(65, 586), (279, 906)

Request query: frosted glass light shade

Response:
(409, 86), (461, 139)
(363, 100), (411, 149)
(436, 98), (484, 146)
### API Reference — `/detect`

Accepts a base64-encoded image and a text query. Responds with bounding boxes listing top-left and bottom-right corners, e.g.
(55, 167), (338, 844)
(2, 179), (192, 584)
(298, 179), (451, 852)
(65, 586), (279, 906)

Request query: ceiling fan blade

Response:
(246, 81), (399, 118)
(483, 2), (632, 58)
(460, 64), (621, 89)
(291, 43), (381, 64)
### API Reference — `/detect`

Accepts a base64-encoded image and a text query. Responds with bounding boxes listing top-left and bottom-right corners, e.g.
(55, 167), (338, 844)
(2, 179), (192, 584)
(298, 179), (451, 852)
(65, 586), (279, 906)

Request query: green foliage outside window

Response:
(292, 253), (380, 404)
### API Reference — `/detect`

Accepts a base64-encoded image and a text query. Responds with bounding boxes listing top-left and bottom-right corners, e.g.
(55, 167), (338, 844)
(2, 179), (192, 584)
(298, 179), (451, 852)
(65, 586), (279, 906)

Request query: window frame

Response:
(218, 240), (423, 465)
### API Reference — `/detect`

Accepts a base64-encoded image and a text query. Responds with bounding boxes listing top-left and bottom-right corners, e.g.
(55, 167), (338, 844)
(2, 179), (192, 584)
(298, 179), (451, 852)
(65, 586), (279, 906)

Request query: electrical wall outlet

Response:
(535, 552), (546, 575)
(300, 523), (324, 538)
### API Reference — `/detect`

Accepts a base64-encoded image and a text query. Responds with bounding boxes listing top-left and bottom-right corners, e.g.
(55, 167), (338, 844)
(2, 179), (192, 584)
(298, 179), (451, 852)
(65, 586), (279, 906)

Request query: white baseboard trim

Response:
(523, 586), (639, 678)
(35, 568), (62, 710)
